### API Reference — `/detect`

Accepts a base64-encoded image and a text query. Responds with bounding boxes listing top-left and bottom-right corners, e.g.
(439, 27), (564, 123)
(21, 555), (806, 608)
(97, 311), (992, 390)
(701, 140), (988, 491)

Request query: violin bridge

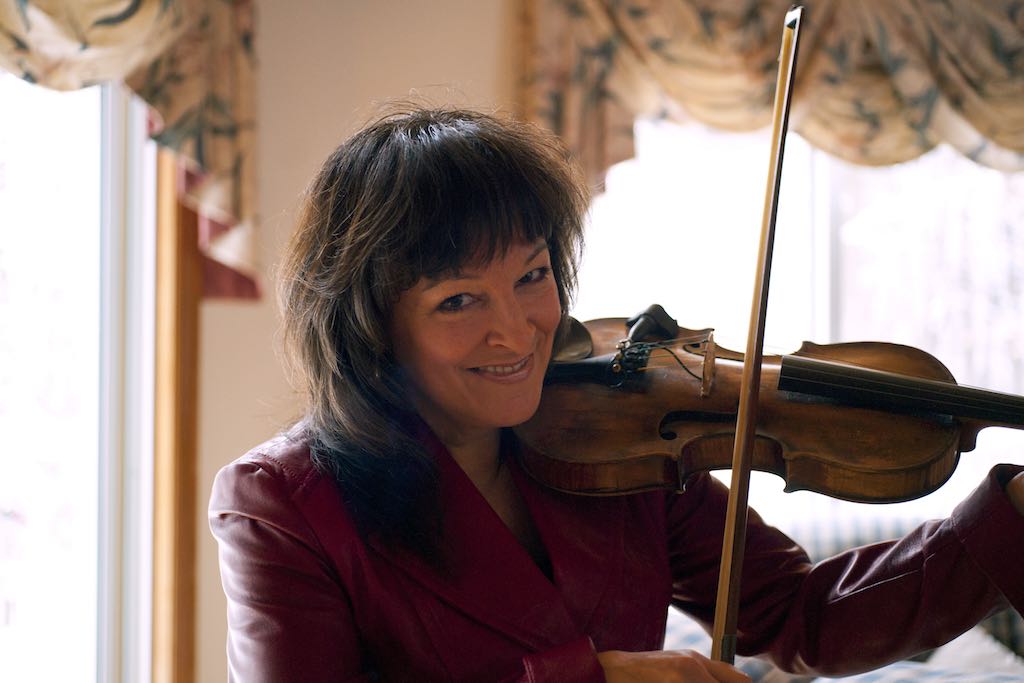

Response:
(701, 332), (716, 398)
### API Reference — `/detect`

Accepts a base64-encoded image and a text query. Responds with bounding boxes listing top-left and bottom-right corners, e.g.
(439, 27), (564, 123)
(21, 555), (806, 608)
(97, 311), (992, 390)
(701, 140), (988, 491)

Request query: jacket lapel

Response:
(509, 449), (626, 634)
(367, 433), (582, 652)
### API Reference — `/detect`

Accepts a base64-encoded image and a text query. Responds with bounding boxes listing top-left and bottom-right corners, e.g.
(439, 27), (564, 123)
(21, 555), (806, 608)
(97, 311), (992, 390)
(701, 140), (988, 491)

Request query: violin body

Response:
(516, 318), (1022, 503)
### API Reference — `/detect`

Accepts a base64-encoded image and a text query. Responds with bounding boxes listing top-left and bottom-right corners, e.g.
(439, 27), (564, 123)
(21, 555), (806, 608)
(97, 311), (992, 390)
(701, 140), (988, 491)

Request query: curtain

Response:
(0, 0), (258, 298)
(523, 0), (1024, 188)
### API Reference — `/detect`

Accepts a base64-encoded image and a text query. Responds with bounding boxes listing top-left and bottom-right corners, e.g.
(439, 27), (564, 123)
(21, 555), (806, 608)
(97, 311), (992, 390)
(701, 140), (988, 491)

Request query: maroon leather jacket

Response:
(209, 426), (1024, 682)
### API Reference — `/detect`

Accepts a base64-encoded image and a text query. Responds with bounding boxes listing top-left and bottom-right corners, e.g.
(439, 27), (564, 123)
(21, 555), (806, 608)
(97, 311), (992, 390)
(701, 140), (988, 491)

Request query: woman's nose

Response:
(485, 295), (534, 350)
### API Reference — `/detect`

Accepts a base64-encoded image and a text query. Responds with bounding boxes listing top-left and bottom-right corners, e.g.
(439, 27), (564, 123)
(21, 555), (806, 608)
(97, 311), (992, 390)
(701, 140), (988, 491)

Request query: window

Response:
(0, 74), (154, 682)
(575, 117), (1024, 530)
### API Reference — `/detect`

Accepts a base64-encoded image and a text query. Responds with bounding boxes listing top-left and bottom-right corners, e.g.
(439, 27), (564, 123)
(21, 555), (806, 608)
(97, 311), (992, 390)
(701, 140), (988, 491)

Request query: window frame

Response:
(97, 83), (157, 682)
(151, 147), (201, 683)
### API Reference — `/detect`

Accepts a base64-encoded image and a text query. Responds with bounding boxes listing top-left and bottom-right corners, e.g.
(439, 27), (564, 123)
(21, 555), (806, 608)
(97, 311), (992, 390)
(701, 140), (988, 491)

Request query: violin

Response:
(515, 309), (1024, 503)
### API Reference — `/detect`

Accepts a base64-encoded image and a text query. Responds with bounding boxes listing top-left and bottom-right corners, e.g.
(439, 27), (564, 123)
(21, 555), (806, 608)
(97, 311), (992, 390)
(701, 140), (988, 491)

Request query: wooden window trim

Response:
(153, 149), (200, 683)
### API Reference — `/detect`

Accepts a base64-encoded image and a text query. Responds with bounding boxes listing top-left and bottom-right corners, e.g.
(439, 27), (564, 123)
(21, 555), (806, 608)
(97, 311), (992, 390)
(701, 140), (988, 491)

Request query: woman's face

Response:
(390, 239), (562, 444)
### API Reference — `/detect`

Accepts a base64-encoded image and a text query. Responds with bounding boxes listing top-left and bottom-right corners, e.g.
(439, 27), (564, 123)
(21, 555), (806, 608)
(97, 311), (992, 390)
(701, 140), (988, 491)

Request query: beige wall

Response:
(194, 1), (519, 679)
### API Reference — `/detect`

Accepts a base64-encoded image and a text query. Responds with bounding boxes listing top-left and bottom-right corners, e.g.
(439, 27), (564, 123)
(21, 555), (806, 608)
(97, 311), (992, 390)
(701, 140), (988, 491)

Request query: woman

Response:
(210, 107), (1024, 682)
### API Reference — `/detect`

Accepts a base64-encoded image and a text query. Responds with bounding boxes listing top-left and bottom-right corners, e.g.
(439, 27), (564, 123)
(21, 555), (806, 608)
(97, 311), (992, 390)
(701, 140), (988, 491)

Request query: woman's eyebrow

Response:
(524, 241), (548, 265)
(421, 269), (473, 291)
(421, 240), (549, 291)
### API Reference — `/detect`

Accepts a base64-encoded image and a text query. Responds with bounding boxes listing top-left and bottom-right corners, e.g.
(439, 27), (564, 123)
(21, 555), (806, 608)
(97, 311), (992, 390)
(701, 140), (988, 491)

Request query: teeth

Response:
(478, 357), (529, 375)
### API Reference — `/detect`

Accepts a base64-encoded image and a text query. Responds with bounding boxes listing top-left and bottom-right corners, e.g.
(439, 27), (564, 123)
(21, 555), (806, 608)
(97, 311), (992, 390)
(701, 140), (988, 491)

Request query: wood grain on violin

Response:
(515, 318), (1024, 504)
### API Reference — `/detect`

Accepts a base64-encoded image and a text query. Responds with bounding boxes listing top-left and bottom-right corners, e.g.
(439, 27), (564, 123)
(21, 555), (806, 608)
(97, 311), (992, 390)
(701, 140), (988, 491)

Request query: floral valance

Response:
(0, 0), (258, 298)
(523, 0), (1024, 188)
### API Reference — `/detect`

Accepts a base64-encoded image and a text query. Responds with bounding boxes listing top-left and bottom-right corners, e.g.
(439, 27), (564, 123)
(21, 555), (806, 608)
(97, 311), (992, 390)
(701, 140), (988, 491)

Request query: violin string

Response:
(630, 343), (703, 382)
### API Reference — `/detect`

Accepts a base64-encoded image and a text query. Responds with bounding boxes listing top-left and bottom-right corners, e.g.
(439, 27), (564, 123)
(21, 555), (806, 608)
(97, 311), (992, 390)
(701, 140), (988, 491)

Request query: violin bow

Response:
(710, 6), (803, 664)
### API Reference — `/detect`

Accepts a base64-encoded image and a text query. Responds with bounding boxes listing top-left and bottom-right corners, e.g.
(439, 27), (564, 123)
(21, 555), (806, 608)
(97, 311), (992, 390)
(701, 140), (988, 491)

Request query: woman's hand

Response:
(597, 649), (751, 683)
(1009, 472), (1024, 517)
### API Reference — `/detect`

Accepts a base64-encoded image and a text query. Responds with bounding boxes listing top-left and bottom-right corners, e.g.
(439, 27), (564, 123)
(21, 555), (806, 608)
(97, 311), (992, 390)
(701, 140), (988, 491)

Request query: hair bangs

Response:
(396, 124), (567, 284)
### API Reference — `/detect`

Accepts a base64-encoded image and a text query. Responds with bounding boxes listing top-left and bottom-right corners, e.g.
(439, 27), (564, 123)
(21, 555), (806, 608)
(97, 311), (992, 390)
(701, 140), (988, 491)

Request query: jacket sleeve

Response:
(500, 637), (606, 682)
(666, 465), (1024, 677)
(209, 458), (372, 683)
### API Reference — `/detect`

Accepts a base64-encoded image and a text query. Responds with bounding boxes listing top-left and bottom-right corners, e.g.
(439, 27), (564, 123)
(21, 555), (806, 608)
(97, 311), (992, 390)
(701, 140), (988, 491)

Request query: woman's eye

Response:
(438, 293), (473, 312)
(518, 266), (551, 285)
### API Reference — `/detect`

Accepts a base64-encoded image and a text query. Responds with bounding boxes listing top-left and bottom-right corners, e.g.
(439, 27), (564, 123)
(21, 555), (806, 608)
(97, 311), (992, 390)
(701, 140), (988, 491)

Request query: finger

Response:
(685, 651), (752, 683)
(1008, 471), (1024, 516)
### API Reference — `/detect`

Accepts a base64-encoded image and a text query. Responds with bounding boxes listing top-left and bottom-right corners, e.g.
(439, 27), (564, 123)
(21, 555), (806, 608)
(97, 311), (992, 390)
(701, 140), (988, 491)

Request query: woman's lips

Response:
(471, 355), (532, 381)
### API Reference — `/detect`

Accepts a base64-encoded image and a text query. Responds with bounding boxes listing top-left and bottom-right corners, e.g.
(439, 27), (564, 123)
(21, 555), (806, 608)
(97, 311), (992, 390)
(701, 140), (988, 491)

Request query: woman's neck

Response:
(440, 427), (504, 491)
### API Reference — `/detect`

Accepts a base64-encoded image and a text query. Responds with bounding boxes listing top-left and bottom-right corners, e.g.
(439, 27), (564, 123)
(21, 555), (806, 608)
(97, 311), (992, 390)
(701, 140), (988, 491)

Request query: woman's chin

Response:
(501, 396), (544, 429)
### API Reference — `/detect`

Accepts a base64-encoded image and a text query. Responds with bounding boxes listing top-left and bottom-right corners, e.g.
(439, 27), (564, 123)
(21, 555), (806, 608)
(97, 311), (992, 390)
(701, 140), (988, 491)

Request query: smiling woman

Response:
(208, 106), (1024, 683)
(270, 108), (587, 559)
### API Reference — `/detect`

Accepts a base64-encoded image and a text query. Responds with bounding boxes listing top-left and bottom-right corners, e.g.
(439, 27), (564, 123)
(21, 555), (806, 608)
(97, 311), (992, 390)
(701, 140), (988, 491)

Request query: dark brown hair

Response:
(277, 106), (588, 555)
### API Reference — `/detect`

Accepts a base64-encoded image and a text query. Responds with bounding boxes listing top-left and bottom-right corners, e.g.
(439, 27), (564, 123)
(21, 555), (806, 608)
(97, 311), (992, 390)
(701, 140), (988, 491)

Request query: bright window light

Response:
(0, 73), (154, 683)
(0, 74), (102, 680)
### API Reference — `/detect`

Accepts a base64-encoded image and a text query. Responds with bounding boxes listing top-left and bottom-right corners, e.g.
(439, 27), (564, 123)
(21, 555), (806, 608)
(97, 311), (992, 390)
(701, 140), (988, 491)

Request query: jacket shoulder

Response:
(209, 426), (363, 558)
(231, 428), (323, 494)
(210, 426), (344, 524)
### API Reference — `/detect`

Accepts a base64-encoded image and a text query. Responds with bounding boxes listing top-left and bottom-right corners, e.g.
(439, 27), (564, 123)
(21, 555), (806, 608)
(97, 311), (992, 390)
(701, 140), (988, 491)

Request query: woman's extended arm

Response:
(665, 466), (1024, 678)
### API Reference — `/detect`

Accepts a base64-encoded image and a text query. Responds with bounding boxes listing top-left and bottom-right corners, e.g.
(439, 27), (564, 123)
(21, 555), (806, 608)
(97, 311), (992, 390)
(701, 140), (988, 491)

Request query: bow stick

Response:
(710, 5), (803, 663)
